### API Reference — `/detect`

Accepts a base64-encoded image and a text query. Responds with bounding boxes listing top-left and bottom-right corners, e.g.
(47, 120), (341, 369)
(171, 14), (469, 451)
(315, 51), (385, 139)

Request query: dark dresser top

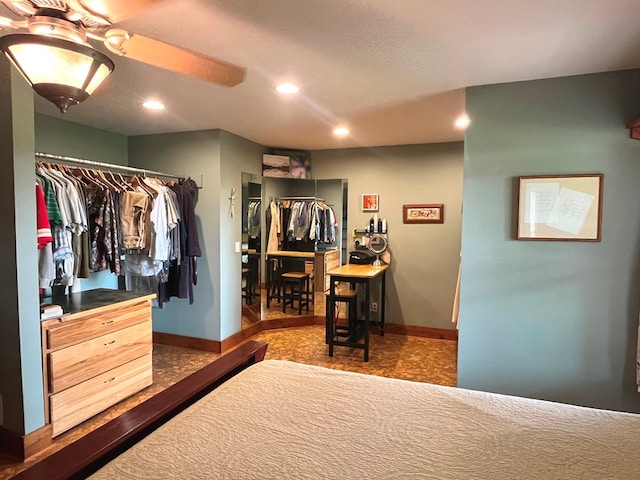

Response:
(43, 288), (155, 316)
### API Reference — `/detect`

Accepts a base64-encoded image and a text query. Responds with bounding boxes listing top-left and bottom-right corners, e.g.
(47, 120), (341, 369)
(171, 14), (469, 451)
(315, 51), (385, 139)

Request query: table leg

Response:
(328, 281), (336, 357)
(266, 258), (272, 308)
(380, 270), (386, 336)
(364, 278), (370, 362)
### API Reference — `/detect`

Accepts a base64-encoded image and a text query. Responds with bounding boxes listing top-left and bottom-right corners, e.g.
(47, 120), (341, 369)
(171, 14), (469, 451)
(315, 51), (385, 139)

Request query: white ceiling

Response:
(18, 0), (640, 149)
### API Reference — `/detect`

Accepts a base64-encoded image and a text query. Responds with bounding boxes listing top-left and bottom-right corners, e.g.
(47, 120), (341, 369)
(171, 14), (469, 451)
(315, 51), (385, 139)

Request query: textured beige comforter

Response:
(90, 360), (640, 479)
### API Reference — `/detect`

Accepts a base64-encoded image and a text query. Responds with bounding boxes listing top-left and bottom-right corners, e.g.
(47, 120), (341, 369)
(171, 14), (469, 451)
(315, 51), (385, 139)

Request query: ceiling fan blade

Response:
(107, 33), (246, 87)
(77, 0), (168, 23)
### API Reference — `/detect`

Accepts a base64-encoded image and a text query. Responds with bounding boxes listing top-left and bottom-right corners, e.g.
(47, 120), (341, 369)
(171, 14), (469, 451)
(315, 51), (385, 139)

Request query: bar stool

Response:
(241, 268), (253, 305)
(281, 272), (311, 314)
(266, 258), (284, 307)
(326, 286), (358, 351)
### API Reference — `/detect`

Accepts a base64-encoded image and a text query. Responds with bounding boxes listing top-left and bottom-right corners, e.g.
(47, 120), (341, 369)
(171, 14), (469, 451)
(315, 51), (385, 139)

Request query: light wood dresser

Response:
(315, 249), (341, 291)
(40, 289), (155, 437)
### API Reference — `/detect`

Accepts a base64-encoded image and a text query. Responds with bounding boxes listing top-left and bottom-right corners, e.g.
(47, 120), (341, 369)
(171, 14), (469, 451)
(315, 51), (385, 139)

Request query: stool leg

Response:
(282, 281), (287, 313)
(328, 296), (334, 357)
(349, 298), (356, 334)
(325, 298), (330, 344)
(304, 277), (310, 313)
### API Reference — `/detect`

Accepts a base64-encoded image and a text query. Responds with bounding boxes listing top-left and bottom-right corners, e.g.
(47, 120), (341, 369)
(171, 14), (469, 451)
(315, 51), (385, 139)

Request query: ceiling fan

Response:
(0, 0), (246, 112)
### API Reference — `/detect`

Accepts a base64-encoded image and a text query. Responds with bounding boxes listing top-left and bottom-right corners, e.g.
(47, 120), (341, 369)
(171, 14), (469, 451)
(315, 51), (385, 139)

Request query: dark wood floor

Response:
(0, 325), (457, 479)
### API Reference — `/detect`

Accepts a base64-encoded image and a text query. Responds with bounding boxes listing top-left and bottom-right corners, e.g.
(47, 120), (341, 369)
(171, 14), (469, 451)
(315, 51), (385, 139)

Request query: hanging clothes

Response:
(156, 180), (201, 307)
(270, 198), (338, 252)
(35, 161), (202, 307)
(266, 199), (280, 252)
(36, 165), (88, 286)
(36, 184), (55, 290)
(120, 190), (150, 250)
(36, 184), (52, 249)
(247, 199), (261, 238)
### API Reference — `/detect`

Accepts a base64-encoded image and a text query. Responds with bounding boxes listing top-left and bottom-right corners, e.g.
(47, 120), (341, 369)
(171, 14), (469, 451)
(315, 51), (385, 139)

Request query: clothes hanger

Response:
(76, 168), (106, 190)
(131, 175), (156, 196)
(110, 172), (134, 192)
(94, 169), (121, 192)
(102, 171), (128, 193)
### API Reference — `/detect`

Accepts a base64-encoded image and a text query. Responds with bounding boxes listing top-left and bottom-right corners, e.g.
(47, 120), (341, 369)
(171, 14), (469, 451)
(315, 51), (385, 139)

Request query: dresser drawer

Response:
(46, 300), (150, 350)
(50, 353), (153, 437)
(48, 320), (152, 394)
(326, 258), (340, 272)
(325, 250), (339, 261)
(324, 251), (341, 290)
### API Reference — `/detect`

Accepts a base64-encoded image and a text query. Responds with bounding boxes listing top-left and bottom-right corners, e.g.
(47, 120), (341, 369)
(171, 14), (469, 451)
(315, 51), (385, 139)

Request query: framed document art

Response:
(516, 174), (603, 241)
(403, 204), (444, 224)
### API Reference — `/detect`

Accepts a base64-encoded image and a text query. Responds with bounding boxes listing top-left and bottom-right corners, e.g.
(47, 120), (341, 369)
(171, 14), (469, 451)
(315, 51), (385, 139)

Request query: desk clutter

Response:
(40, 303), (63, 320)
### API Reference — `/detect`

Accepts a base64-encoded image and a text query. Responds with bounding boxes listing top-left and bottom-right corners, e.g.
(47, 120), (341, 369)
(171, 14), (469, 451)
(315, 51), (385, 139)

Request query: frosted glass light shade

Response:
(0, 34), (114, 113)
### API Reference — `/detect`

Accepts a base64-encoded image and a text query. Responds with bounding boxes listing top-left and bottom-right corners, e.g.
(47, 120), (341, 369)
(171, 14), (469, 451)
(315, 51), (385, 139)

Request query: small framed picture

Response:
(403, 204), (444, 224)
(362, 193), (379, 212)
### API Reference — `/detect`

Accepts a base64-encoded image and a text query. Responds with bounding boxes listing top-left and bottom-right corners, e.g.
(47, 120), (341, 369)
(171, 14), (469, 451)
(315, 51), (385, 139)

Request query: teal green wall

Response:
(312, 143), (464, 330)
(458, 70), (640, 412)
(219, 130), (266, 339)
(0, 56), (43, 434)
(128, 130), (223, 340)
(35, 114), (127, 165)
(128, 130), (264, 341)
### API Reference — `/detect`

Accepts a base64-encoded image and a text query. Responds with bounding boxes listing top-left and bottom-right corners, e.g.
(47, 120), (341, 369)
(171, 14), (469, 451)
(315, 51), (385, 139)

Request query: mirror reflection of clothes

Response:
(247, 200), (261, 238)
(266, 199), (337, 252)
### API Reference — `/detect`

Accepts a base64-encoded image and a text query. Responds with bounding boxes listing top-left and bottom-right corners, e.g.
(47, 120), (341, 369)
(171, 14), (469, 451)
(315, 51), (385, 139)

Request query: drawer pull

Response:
(103, 377), (116, 384)
(101, 320), (115, 326)
(103, 340), (116, 346)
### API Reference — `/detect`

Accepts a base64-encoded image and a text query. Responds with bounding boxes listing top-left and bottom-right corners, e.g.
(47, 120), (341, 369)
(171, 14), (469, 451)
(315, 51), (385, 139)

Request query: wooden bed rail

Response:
(14, 340), (268, 480)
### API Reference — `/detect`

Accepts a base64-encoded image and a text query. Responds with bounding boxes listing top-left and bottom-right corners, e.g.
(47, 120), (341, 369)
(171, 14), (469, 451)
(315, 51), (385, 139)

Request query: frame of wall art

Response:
(402, 204), (444, 224)
(516, 173), (603, 241)
(362, 193), (379, 212)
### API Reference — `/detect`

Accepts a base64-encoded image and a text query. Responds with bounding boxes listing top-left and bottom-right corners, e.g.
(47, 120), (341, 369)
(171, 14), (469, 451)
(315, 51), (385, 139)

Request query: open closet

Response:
(35, 152), (202, 307)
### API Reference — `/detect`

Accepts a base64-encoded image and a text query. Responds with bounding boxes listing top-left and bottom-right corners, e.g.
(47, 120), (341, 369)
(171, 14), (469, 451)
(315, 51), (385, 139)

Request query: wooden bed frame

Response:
(13, 340), (268, 480)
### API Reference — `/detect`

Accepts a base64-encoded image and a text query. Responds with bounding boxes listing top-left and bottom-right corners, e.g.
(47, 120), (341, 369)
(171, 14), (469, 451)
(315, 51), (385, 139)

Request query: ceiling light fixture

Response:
(0, 32), (114, 113)
(333, 126), (350, 136)
(143, 99), (165, 111)
(454, 113), (470, 130)
(276, 82), (300, 94)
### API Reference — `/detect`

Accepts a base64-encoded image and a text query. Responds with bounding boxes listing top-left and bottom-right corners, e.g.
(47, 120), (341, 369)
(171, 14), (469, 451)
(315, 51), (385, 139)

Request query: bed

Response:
(16, 340), (640, 479)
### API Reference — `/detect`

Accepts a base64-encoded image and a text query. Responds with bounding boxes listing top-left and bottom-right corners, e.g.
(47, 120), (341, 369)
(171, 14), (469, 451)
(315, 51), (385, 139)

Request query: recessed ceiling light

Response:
(143, 100), (165, 111)
(454, 113), (470, 129)
(276, 83), (300, 94)
(333, 126), (350, 136)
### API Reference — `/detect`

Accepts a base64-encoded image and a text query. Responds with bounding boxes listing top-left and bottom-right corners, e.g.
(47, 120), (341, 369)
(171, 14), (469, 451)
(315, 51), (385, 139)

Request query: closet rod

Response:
(35, 152), (201, 187)
(276, 196), (325, 201)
